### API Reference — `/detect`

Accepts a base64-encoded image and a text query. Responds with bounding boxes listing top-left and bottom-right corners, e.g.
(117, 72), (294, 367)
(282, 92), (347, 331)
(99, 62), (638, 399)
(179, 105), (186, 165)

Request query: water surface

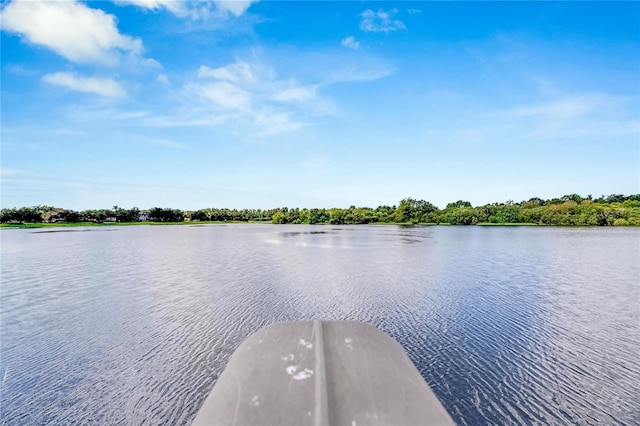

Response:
(1, 225), (638, 424)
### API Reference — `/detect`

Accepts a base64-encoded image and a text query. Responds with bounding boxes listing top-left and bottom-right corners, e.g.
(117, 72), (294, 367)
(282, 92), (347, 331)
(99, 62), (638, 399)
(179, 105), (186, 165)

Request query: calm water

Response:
(1, 225), (638, 425)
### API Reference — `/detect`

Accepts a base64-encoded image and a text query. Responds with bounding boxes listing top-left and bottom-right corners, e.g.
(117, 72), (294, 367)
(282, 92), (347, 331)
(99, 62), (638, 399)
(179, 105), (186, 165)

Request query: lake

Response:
(1, 225), (638, 425)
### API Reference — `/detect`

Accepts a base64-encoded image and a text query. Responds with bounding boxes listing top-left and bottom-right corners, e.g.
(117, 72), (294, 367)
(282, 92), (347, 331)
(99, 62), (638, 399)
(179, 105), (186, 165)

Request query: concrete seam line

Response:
(313, 320), (329, 426)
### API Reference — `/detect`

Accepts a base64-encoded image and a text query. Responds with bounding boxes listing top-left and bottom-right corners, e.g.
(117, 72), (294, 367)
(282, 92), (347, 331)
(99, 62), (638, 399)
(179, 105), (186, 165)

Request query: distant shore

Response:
(3, 221), (629, 229)
(0, 221), (255, 229)
(2, 194), (639, 227)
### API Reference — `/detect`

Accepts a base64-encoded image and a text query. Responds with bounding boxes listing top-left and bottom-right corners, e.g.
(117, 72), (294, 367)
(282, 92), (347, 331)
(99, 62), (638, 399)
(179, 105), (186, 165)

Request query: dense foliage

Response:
(2, 194), (639, 226)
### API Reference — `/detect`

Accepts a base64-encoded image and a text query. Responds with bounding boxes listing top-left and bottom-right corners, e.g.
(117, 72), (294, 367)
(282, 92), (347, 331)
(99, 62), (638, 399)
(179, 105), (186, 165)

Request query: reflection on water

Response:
(278, 231), (333, 237)
(31, 228), (118, 234)
(1, 225), (638, 425)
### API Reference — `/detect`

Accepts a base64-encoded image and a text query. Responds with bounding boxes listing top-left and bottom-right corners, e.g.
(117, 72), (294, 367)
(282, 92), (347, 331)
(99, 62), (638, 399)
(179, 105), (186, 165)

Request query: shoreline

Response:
(2, 221), (636, 229)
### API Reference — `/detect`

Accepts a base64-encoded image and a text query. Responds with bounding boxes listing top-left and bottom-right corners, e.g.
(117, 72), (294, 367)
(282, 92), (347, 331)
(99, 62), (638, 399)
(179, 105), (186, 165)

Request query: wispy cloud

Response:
(506, 95), (604, 119)
(360, 8), (405, 33)
(61, 103), (149, 123)
(323, 65), (395, 84)
(141, 50), (394, 136)
(498, 93), (640, 139)
(341, 36), (360, 50)
(114, 0), (258, 19)
(182, 60), (322, 135)
(1, 0), (149, 67)
(0, 168), (22, 177)
(407, 8), (422, 15)
(42, 72), (126, 98)
(4, 64), (38, 76)
(197, 61), (256, 83)
(214, 0), (259, 17)
(271, 86), (318, 103)
(113, 0), (187, 15)
(37, 47), (394, 137)
(193, 80), (252, 109)
(252, 109), (304, 136)
(156, 74), (170, 85)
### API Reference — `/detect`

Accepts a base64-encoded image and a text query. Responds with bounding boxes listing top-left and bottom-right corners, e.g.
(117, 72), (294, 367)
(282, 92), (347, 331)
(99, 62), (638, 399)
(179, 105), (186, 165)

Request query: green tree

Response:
(562, 194), (583, 204)
(396, 198), (437, 223)
(272, 211), (287, 224)
(446, 200), (472, 209)
(329, 208), (346, 224)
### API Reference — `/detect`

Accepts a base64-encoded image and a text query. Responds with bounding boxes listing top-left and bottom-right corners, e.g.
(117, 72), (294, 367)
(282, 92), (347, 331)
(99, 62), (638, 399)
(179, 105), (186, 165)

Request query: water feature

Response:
(1, 225), (638, 424)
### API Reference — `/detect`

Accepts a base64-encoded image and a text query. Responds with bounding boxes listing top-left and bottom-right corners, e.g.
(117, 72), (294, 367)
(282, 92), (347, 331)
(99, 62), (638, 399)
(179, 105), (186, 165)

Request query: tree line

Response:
(1, 194), (639, 226)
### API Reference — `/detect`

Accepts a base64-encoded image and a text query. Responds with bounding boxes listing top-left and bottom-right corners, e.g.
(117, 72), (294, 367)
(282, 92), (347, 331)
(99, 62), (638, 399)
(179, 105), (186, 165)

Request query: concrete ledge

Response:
(193, 321), (454, 425)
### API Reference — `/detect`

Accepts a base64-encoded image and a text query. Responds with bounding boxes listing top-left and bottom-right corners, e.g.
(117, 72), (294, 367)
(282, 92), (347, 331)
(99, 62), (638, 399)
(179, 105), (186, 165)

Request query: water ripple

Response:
(1, 225), (638, 425)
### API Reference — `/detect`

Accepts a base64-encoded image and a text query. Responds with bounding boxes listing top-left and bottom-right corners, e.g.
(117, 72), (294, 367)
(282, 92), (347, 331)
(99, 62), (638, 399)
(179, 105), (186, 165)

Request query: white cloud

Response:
(145, 50), (396, 136)
(253, 109), (304, 136)
(407, 8), (422, 15)
(42, 72), (126, 98)
(324, 65), (395, 84)
(114, 0), (181, 12)
(341, 36), (360, 50)
(156, 74), (170, 84)
(180, 59), (324, 135)
(271, 86), (317, 103)
(114, 0), (195, 18)
(214, 0), (259, 17)
(198, 62), (256, 83)
(193, 81), (252, 110)
(143, 52), (392, 136)
(1, 0), (144, 66)
(360, 8), (406, 33)
(114, 0), (258, 18)
(498, 93), (640, 140)
(197, 61), (313, 106)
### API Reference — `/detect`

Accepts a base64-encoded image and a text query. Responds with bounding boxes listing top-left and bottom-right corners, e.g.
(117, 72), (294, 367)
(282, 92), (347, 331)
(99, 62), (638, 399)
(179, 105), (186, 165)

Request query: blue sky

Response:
(1, 1), (639, 210)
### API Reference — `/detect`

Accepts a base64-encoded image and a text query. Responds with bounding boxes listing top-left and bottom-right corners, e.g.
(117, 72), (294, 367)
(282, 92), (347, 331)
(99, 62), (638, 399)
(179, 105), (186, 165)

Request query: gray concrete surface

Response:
(192, 321), (454, 425)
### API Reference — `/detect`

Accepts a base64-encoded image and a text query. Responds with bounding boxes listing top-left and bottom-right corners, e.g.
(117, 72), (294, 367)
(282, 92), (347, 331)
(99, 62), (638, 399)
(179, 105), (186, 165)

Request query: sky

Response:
(1, 0), (639, 210)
